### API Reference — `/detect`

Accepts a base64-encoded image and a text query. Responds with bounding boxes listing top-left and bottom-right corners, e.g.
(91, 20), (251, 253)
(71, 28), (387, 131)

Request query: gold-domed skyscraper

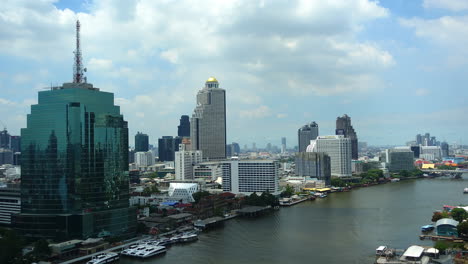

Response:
(190, 77), (226, 160)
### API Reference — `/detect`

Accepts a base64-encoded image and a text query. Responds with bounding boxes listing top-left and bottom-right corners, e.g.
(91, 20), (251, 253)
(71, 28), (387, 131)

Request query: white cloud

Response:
(88, 58), (113, 71)
(239, 105), (271, 119)
(415, 88), (429, 96)
(276, 113), (287, 118)
(423, 0), (468, 11)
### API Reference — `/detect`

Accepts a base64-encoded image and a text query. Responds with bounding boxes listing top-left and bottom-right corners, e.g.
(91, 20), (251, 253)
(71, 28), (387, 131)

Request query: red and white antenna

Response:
(73, 20), (85, 83)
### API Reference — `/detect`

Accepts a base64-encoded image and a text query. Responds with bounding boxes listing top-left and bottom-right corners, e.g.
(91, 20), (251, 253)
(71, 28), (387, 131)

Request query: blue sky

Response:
(0, 0), (467, 147)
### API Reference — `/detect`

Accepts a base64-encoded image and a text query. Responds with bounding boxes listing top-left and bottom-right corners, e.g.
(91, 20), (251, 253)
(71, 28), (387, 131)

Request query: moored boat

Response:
(135, 245), (167, 258)
(86, 252), (119, 264)
(464, 187), (468, 194)
(421, 224), (434, 232)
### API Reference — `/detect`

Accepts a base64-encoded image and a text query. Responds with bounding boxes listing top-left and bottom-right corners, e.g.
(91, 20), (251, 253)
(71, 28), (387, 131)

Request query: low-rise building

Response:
(435, 218), (458, 237)
(0, 183), (20, 226)
(167, 182), (199, 203)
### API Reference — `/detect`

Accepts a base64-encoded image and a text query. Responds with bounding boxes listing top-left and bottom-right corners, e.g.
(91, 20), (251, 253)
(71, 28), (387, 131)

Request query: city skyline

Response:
(1, 0), (467, 146)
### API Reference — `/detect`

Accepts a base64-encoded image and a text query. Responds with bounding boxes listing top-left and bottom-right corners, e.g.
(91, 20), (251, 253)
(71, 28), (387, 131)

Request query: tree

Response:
(434, 241), (449, 253)
(399, 170), (410, 178)
(451, 208), (468, 222)
(331, 178), (346, 187)
(32, 239), (51, 258)
(457, 221), (468, 238)
(0, 228), (23, 264)
(192, 191), (211, 204)
(280, 185), (294, 198)
(432, 211), (450, 222)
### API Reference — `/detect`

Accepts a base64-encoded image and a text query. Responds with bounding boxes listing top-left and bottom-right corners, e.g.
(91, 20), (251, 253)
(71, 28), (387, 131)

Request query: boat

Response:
(421, 224), (434, 232)
(121, 245), (147, 256)
(315, 192), (327, 198)
(135, 245), (167, 258)
(464, 188), (468, 194)
(390, 178), (400, 182)
(376, 246), (387, 256)
(169, 234), (182, 244)
(86, 252), (119, 264)
(179, 232), (198, 243)
(156, 237), (172, 246)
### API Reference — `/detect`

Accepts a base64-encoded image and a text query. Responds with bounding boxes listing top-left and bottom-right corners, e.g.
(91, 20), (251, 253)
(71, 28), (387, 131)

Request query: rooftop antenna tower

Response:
(73, 20), (85, 83)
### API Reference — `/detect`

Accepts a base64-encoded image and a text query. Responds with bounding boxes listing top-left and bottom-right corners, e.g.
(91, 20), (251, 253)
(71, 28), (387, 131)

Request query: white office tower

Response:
(175, 144), (203, 181)
(221, 160), (279, 195)
(307, 135), (352, 177)
(420, 146), (442, 161)
(167, 183), (199, 203)
(191, 77), (226, 160)
(135, 151), (155, 167)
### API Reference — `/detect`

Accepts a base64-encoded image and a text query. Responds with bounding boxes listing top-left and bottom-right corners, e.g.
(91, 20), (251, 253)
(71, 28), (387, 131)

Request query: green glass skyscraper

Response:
(14, 21), (136, 240)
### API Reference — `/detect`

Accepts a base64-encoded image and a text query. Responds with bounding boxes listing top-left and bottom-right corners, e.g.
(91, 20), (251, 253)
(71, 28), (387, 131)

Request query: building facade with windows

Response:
(295, 152), (331, 185)
(0, 184), (20, 226)
(307, 135), (352, 177)
(175, 144), (203, 181)
(298, 122), (319, 153)
(221, 160), (279, 195)
(190, 77), (226, 160)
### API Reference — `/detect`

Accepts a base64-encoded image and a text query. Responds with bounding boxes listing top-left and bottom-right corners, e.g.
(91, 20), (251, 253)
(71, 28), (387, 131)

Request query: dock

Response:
(419, 234), (464, 242)
(238, 206), (272, 217)
(279, 196), (313, 207)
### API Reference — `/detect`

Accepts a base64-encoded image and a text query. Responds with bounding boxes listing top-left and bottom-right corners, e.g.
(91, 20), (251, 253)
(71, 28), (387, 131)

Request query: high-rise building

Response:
(440, 142), (449, 157)
(420, 146), (442, 160)
(0, 184), (21, 226)
(190, 77), (226, 160)
(13, 20), (136, 240)
(416, 134), (423, 145)
(386, 149), (414, 172)
(177, 115), (190, 137)
(10, 136), (21, 153)
(175, 144), (203, 181)
(0, 129), (10, 149)
(295, 152), (331, 185)
(336, 114), (358, 159)
(298, 122), (319, 152)
(0, 148), (13, 165)
(135, 132), (149, 152)
(135, 151), (155, 167)
(281, 137), (286, 153)
(307, 135), (352, 177)
(221, 160), (279, 195)
(158, 136), (181, 162)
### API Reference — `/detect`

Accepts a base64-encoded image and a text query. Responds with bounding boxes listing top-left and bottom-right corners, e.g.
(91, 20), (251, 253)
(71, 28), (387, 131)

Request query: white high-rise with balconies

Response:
(307, 135), (351, 177)
(135, 151), (155, 167)
(175, 144), (203, 181)
(191, 77), (226, 160)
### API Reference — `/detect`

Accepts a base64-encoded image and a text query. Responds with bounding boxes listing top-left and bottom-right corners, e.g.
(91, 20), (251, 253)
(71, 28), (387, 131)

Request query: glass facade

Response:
(14, 83), (136, 240)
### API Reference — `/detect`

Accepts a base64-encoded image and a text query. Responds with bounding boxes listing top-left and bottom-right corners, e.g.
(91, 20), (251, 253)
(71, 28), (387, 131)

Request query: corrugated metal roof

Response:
(435, 218), (459, 227)
(402, 245), (424, 258)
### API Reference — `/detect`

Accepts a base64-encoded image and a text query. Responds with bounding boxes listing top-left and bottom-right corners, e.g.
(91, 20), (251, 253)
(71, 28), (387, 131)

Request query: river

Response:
(121, 175), (467, 264)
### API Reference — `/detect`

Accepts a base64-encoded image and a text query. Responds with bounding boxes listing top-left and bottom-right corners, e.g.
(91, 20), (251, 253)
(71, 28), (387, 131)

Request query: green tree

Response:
(32, 239), (51, 258)
(399, 170), (410, 178)
(434, 241), (449, 253)
(457, 221), (468, 237)
(450, 208), (468, 222)
(280, 185), (294, 198)
(214, 207), (224, 217)
(410, 169), (424, 177)
(432, 211), (450, 222)
(192, 191), (211, 204)
(331, 178), (346, 187)
(0, 228), (23, 264)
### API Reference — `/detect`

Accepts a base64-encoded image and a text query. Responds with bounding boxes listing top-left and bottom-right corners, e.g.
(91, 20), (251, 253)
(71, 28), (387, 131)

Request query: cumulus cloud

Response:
(0, 0), (396, 144)
(423, 0), (468, 11)
(240, 105), (271, 119)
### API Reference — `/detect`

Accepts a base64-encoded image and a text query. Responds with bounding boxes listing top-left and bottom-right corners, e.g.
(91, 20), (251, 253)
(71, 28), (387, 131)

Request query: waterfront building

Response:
(294, 152), (331, 185)
(0, 129), (10, 149)
(193, 162), (222, 181)
(435, 218), (458, 237)
(167, 183), (199, 203)
(281, 137), (286, 153)
(13, 21), (136, 240)
(221, 160), (279, 195)
(421, 146), (442, 160)
(175, 144), (203, 181)
(190, 77), (226, 160)
(336, 114), (358, 159)
(298, 122), (319, 152)
(177, 115), (190, 137)
(158, 136), (181, 161)
(307, 135), (352, 177)
(387, 149), (414, 172)
(135, 132), (149, 152)
(135, 151), (155, 167)
(0, 184), (20, 226)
